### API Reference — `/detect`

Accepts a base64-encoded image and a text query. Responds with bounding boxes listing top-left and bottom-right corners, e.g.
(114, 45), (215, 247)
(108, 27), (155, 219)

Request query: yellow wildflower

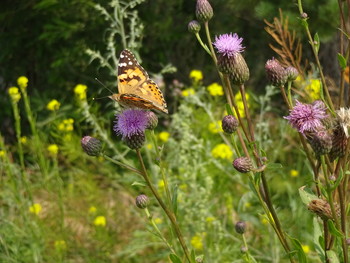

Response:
(8, 87), (21, 103)
(208, 121), (223, 134)
(182, 88), (195, 97)
(290, 169), (299, 177)
(234, 92), (250, 118)
(302, 245), (310, 254)
(159, 131), (170, 142)
(54, 240), (67, 251)
(93, 216), (106, 227)
(191, 233), (206, 250)
(47, 144), (59, 156)
(189, 70), (203, 82)
(89, 206), (97, 214)
(179, 183), (188, 192)
(0, 150), (5, 158)
(58, 118), (74, 132)
(146, 143), (153, 150)
(46, 99), (61, 111)
(154, 217), (163, 224)
(205, 217), (216, 223)
(207, 82), (224, 96)
(17, 76), (28, 89)
(20, 136), (27, 144)
(29, 203), (42, 215)
(244, 202), (252, 208)
(74, 84), (87, 100)
(260, 217), (269, 225)
(211, 143), (233, 160)
(305, 79), (321, 100)
(158, 179), (165, 190)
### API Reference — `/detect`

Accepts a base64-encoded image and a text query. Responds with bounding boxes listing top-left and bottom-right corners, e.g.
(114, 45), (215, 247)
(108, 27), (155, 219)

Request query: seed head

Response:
(81, 136), (102, 156)
(196, 0), (213, 22)
(222, 115), (239, 134)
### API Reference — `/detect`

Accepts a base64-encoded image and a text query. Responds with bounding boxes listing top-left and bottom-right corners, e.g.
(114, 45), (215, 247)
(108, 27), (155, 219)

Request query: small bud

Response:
(235, 221), (246, 234)
(135, 194), (150, 209)
(240, 246), (248, 253)
(145, 111), (158, 130)
(301, 12), (308, 19)
(233, 157), (253, 173)
(306, 130), (332, 156)
(222, 115), (239, 134)
(188, 20), (201, 34)
(265, 58), (288, 86)
(308, 199), (340, 221)
(217, 53), (249, 85)
(196, 0), (213, 22)
(285, 66), (299, 81)
(81, 136), (102, 156)
(123, 132), (146, 149)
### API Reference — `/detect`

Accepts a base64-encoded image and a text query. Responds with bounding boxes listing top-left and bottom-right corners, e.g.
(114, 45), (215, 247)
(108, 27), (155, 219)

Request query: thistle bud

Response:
(265, 58), (288, 86)
(329, 125), (347, 161)
(308, 199), (340, 221)
(145, 111), (158, 130)
(233, 157), (253, 173)
(222, 115), (239, 134)
(196, 0), (213, 22)
(123, 132), (145, 149)
(235, 221), (246, 234)
(306, 130), (332, 156)
(135, 194), (150, 209)
(188, 20), (201, 34)
(285, 66), (299, 81)
(240, 246), (248, 254)
(217, 53), (249, 85)
(81, 136), (102, 156)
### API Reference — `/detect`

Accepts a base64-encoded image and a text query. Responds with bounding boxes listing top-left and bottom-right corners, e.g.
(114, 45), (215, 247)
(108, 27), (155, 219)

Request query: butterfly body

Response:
(111, 49), (168, 114)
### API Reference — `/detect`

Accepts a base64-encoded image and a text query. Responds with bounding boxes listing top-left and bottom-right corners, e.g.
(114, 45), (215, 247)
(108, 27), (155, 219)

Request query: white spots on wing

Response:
(119, 62), (127, 67)
(128, 61), (133, 65)
(120, 54), (124, 58)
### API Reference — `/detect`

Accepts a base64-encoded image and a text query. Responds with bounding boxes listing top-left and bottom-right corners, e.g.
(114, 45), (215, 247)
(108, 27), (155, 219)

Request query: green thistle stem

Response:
(135, 149), (191, 262)
(102, 154), (142, 176)
(144, 207), (177, 254)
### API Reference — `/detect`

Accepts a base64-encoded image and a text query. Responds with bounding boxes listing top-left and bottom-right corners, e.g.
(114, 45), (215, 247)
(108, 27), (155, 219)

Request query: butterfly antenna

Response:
(92, 96), (111, 101)
(95, 78), (114, 94)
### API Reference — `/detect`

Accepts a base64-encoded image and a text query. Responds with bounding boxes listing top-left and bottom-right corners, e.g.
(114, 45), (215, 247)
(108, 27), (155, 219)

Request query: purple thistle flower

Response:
(213, 33), (245, 57)
(114, 109), (148, 139)
(284, 100), (329, 134)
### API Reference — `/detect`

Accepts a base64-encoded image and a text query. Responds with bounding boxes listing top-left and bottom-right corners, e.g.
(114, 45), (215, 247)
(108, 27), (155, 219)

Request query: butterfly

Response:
(110, 49), (168, 114)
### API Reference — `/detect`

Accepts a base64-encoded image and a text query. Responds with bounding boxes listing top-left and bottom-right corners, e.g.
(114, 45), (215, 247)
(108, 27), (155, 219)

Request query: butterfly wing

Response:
(116, 49), (168, 113)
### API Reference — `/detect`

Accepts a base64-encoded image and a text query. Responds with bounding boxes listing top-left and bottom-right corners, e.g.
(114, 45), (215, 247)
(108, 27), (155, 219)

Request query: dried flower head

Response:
(335, 108), (350, 138)
(308, 199), (340, 221)
(284, 100), (329, 134)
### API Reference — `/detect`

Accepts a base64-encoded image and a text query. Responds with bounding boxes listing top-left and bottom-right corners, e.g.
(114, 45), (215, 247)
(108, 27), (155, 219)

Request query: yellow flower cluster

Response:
(0, 150), (5, 158)
(159, 131), (170, 142)
(290, 169), (299, 177)
(191, 232), (206, 250)
(47, 144), (59, 156)
(207, 82), (224, 96)
(74, 84), (87, 100)
(182, 88), (195, 97)
(189, 70), (203, 82)
(208, 121), (223, 134)
(8, 87), (21, 103)
(302, 245), (310, 254)
(54, 240), (67, 251)
(17, 76), (28, 89)
(234, 92), (250, 118)
(20, 136), (27, 144)
(58, 118), (74, 132)
(46, 99), (61, 111)
(305, 79), (321, 100)
(211, 143), (233, 160)
(89, 206), (97, 214)
(29, 203), (42, 215)
(94, 215), (106, 227)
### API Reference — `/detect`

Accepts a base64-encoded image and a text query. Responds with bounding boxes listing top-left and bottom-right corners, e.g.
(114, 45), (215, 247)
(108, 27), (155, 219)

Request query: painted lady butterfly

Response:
(110, 49), (168, 114)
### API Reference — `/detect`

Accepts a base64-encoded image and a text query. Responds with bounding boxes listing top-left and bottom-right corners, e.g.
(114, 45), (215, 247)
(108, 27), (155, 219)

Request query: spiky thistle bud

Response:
(145, 111), (158, 130)
(306, 130), (332, 156)
(222, 115), (239, 133)
(265, 58), (288, 86)
(308, 199), (340, 221)
(81, 136), (102, 156)
(217, 53), (249, 85)
(285, 66), (299, 81)
(188, 20), (201, 34)
(235, 221), (246, 234)
(233, 157), (253, 173)
(135, 194), (150, 209)
(124, 132), (145, 149)
(196, 0), (213, 22)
